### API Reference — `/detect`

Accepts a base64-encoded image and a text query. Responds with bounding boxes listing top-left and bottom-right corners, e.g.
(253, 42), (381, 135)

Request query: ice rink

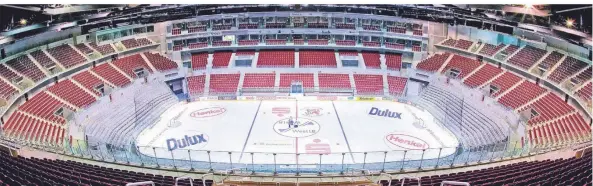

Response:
(136, 100), (459, 165)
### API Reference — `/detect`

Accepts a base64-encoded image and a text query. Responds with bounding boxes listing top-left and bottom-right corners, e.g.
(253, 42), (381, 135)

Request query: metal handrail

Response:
(400, 176), (421, 186)
(125, 181), (155, 186)
(440, 180), (471, 186)
(174, 177), (193, 186)
(376, 173), (394, 186)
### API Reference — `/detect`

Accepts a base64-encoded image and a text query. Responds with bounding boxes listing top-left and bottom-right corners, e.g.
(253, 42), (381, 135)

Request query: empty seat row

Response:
(318, 73), (351, 91)
(0, 64), (22, 82)
(143, 52), (178, 72)
(111, 54), (153, 78)
(74, 43), (94, 55)
(490, 72), (523, 97)
(257, 50), (295, 68)
(279, 73), (314, 88)
(547, 56), (588, 83)
(46, 44), (87, 69)
(88, 43), (116, 55)
(463, 64), (503, 88)
(387, 76), (407, 96)
(18, 91), (73, 124)
(478, 43), (506, 56)
(29, 50), (57, 68)
(497, 81), (547, 109)
(353, 74), (383, 95)
(507, 45), (547, 70)
(576, 82), (591, 102)
(300, 50), (336, 68)
(441, 55), (482, 78)
(71, 71), (106, 96)
(362, 52), (381, 69)
(242, 73), (275, 88)
(335, 40), (356, 46)
(47, 79), (97, 108)
(335, 23), (355, 29)
(537, 51), (564, 70)
(2, 112), (63, 144)
(212, 51), (232, 68)
(186, 75), (205, 96)
(6, 55), (46, 82)
(385, 53), (402, 70)
(521, 92), (575, 125)
(0, 79), (18, 100)
(91, 63), (131, 87)
(209, 73), (240, 94)
(191, 53), (208, 70)
(416, 53), (451, 72)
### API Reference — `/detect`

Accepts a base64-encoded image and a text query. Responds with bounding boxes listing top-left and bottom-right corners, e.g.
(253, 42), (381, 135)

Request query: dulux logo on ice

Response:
(166, 133), (209, 151)
(368, 107), (402, 119)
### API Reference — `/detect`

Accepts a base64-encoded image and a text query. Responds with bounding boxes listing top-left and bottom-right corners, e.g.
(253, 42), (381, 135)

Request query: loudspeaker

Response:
(1, 48), (5, 59)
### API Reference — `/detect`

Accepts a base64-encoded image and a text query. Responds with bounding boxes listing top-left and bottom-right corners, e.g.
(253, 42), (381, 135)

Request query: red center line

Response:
(295, 100), (299, 166)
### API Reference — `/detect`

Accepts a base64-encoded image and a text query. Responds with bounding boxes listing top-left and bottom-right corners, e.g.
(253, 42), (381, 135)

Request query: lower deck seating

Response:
(2, 111), (62, 144)
(242, 73), (276, 89)
(72, 71), (106, 96)
(416, 53), (451, 72)
(441, 55), (482, 78)
(257, 50), (295, 68)
(91, 63), (131, 87)
(353, 74), (383, 95)
(498, 81), (547, 109)
(299, 50), (336, 68)
(0, 148), (213, 186)
(387, 76), (407, 95)
(111, 54), (153, 78)
(212, 51), (233, 68)
(187, 75), (206, 96)
(191, 53), (208, 70)
(362, 52), (381, 69)
(463, 64), (503, 88)
(208, 73), (240, 94)
(490, 72), (522, 97)
(318, 73), (351, 91)
(143, 52), (178, 71)
(18, 92), (73, 124)
(47, 80), (97, 108)
(279, 73), (314, 89)
(520, 93), (575, 125)
(380, 150), (592, 186)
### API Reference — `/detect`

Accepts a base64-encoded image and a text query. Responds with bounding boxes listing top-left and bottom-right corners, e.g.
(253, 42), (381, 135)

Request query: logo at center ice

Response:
(273, 118), (320, 138)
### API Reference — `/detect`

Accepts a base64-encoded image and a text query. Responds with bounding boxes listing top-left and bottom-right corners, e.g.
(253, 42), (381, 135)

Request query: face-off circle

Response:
(273, 118), (320, 138)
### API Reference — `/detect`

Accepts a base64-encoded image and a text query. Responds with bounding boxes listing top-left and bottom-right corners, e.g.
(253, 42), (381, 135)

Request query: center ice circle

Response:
(272, 117), (321, 138)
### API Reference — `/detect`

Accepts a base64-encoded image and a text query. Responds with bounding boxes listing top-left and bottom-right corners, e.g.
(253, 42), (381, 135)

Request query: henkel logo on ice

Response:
(190, 107), (226, 118)
(300, 107), (323, 117)
(385, 134), (429, 150)
(368, 107), (402, 119)
(166, 132), (209, 151)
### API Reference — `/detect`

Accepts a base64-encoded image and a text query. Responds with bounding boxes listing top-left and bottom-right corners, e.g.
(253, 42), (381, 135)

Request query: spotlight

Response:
(19, 19), (27, 25)
(566, 18), (575, 28)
